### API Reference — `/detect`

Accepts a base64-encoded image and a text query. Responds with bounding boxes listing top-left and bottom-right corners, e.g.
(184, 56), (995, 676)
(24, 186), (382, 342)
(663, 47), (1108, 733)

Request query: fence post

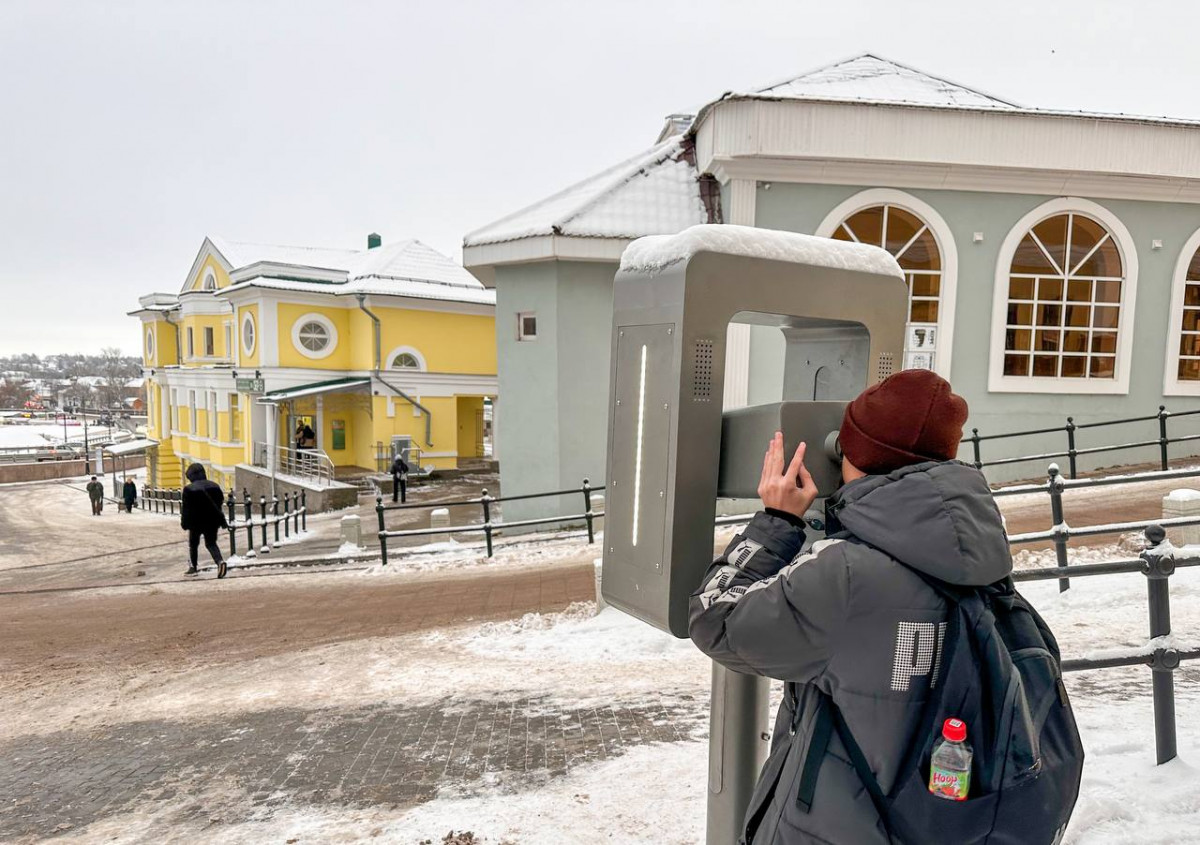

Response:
(1065, 417), (1078, 480)
(272, 496), (280, 546)
(1158, 406), (1171, 471)
(1047, 463), (1070, 592)
(969, 428), (982, 470)
(1141, 524), (1178, 765)
(243, 490), (255, 556)
(227, 488), (237, 557)
(301, 491), (307, 530)
(376, 495), (388, 567)
(259, 496), (269, 551)
(481, 488), (494, 558)
(293, 492), (301, 534)
(582, 478), (595, 544)
(283, 494), (291, 538)
(169, 489), (176, 515)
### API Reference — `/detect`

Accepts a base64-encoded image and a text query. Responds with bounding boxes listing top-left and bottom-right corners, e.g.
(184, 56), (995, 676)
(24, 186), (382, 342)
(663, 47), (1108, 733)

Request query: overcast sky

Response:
(2, 0), (1198, 356)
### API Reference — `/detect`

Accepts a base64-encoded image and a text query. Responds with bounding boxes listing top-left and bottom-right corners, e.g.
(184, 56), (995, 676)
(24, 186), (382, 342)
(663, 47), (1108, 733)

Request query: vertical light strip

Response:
(632, 343), (648, 547)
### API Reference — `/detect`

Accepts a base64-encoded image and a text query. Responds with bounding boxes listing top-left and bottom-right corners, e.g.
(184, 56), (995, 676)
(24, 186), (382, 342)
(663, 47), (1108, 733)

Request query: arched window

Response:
(1164, 229), (1200, 395)
(202, 270), (217, 291)
(989, 198), (1137, 394)
(391, 352), (420, 369)
(1002, 213), (1122, 380)
(819, 191), (957, 376)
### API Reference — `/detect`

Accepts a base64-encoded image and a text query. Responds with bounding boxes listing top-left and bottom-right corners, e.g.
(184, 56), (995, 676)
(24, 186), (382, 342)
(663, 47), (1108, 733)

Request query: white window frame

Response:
(186, 327), (194, 359)
(1164, 227), (1200, 396)
(988, 197), (1138, 395)
(224, 322), (232, 360)
(385, 345), (427, 371)
(815, 189), (959, 379)
(188, 389), (197, 433)
(229, 392), (241, 442)
(242, 312), (256, 357)
(145, 326), (155, 360)
(202, 270), (217, 291)
(203, 326), (215, 357)
(171, 388), (179, 431)
(517, 312), (538, 341)
(208, 390), (218, 439)
(291, 312), (338, 360)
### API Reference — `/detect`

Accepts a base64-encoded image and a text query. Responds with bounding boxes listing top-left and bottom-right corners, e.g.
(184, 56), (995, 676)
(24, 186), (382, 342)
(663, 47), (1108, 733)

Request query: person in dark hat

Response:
(180, 462), (229, 579)
(690, 370), (1011, 844)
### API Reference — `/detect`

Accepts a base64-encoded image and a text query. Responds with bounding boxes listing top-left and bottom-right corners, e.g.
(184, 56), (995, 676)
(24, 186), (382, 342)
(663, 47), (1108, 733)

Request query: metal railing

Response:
(1012, 525), (1200, 765)
(141, 485), (308, 558)
(374, 479), (604, 564)
(374, 441), (425, 475)
(963, 405), (1200, 479)
(252, 442), (335, 486)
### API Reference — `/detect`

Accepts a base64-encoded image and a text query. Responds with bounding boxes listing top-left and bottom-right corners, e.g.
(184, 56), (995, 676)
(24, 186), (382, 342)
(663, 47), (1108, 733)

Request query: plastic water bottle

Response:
(928, 717), (972, 801)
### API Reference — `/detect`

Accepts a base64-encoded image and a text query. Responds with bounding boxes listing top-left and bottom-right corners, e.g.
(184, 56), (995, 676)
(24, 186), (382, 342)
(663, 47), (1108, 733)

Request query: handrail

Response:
(253, 441), (335, 487)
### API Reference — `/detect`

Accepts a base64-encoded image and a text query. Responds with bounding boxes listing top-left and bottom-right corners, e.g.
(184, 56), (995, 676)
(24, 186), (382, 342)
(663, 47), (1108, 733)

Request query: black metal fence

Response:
(1012, 525), (1200, 765)
(374, 479), (604, 565)
(964, 405), (1200, 479)
(141, 485), (308, 558)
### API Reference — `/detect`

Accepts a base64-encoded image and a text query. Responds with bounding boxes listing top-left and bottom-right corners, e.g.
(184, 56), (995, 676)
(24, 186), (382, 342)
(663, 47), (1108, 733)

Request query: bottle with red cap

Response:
(928, 717), (972, 801)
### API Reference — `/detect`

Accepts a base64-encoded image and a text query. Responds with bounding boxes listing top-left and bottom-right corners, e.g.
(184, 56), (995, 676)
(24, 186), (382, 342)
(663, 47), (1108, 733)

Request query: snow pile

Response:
(619, 224), (903, 279)
(1165, 488), (1200, 503)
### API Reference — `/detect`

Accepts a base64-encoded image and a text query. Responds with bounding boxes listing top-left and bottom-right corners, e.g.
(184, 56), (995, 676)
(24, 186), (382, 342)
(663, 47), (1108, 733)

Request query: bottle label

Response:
(929, 765), (970, 801)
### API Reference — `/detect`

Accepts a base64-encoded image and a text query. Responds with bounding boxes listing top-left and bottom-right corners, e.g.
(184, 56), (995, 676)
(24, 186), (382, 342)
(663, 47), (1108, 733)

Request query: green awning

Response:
(260, 377), (371, 403)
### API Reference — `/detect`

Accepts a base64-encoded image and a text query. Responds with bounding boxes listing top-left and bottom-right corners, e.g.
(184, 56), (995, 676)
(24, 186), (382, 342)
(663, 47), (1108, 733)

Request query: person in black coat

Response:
(181, 462), (228, 579)
(391, 453), (409, 503)
(122, 477), (137, 514)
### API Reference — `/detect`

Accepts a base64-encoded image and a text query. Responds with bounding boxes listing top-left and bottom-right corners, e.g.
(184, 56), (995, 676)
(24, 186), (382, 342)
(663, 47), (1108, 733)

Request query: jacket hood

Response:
(828, 461), (1012, 586)
(185, 463), (207, 482)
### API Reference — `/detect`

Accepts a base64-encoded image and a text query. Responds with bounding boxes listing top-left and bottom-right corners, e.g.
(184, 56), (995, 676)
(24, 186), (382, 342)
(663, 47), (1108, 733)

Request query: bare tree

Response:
(0, 379), (32, 409)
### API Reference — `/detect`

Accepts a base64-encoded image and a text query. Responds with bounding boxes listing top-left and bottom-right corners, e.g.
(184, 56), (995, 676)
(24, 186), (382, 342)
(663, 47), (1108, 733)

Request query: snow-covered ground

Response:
(53, 548), (1200, 844)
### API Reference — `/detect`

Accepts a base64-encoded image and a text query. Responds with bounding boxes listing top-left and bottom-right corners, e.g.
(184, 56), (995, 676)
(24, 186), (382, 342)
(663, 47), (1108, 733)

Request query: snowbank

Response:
(619, 223), (902, 279)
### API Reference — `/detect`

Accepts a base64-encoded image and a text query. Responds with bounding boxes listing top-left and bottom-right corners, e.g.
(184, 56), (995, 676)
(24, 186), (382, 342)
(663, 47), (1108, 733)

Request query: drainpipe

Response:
(355, 294), (433, 447)
(162, 309), (182, 366)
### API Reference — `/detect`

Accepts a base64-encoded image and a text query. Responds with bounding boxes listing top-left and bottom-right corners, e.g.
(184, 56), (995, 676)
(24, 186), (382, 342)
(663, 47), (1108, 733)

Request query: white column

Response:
(722, 179), (756, 410)
(489, 397), (499, 461)
(265, 403), (277, 473)
(316, 394), (325, 451)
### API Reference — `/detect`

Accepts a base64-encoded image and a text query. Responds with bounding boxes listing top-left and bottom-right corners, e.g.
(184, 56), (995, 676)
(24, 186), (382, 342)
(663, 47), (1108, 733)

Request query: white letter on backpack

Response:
(891, 621), (938, 692)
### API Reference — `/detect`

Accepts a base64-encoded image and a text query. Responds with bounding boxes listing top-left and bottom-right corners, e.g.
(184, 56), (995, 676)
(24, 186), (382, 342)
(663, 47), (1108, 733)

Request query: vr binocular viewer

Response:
(600, 225), (909, 637)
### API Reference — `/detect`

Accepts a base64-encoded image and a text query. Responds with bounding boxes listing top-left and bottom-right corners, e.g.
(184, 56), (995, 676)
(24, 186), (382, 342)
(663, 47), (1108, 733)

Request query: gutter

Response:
(162, 309), (183, 365)
(355, 294), (434, 447)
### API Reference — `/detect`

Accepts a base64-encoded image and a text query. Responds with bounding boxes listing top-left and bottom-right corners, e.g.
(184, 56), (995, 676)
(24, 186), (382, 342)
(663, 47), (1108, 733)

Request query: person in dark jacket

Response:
(181, 463), (228, 579)
(690, 369), (1012, 845)
(121, 477), (137, 514)
(85, 475), (104, 515)
(391, 453), (409, 503)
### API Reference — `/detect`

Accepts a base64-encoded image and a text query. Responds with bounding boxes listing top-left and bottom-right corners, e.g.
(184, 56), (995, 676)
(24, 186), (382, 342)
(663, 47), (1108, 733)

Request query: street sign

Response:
(236, 378), (265, 393)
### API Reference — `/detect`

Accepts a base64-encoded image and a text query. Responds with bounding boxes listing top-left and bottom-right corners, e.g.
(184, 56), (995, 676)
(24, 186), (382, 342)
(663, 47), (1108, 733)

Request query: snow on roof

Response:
(619, 224), (903, 279)
(463, 137), (707, 247)
(212, 237), (489, 305)
(749, 53), (1021, 110)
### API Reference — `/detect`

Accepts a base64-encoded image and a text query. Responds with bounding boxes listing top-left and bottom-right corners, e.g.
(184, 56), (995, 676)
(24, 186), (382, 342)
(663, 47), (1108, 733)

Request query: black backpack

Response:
(811, 574), (1085, 844)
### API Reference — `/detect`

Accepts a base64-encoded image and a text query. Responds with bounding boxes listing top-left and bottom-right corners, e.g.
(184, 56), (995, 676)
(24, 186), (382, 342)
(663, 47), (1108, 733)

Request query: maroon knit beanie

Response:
(838, 370), (968, 475)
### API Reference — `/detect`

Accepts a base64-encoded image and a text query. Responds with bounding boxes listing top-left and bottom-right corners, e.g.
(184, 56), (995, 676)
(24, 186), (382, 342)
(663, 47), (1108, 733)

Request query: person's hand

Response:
(757, 432), (819, 519)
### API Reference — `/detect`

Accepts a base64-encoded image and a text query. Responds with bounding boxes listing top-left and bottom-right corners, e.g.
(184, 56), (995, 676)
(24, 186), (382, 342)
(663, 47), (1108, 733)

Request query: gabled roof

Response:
(190, 236), (492, 306)
(463, 136), (707, 247)
(750, 53), (1020, 110)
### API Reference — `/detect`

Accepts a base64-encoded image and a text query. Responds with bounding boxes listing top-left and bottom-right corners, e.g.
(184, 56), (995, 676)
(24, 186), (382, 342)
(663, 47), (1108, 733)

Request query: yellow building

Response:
(130, 234), (497, 498)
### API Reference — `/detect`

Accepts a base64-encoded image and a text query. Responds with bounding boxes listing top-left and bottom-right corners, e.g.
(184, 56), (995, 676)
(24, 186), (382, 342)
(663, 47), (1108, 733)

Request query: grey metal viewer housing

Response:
(601, 224), (909, 638)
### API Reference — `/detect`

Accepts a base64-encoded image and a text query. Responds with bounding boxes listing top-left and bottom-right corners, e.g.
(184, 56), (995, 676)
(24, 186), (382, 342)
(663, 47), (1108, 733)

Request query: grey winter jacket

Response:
(689, 461), (1012, 845)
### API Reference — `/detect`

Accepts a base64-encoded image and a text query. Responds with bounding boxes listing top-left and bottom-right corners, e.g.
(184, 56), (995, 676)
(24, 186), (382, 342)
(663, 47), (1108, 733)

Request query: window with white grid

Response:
(1176, 248), (1200, 382)
(1001, 212), (1123, 380)
(831, 204), (942, 371)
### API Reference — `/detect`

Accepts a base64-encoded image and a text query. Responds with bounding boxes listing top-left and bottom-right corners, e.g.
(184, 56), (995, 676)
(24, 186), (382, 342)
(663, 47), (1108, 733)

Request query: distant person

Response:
(85, 475), (104, 515)
(294, 423), (316, 450)
(391, 453), (409, 503)
(180, 463), (228, 579)
(122, 477), (137, 513)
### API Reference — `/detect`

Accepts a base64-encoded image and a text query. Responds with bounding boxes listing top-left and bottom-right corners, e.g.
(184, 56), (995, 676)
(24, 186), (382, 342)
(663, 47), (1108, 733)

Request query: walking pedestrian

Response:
(391, 453), (409, 503)
(689, 370), (1082, 844)
(122, 477), (137, 513)
(85, 475), (104, 515)
(180, 463), (228, 579)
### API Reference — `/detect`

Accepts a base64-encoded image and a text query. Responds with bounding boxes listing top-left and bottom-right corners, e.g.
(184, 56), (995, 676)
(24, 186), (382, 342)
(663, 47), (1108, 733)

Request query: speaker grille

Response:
(877, 353), (896, 381)
(692, 340), (714, 401)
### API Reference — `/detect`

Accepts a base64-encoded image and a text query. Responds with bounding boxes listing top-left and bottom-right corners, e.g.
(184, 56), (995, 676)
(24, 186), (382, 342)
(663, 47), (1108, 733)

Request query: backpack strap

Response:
(829, 696), (896, 845)
(795, 694), (834, 813)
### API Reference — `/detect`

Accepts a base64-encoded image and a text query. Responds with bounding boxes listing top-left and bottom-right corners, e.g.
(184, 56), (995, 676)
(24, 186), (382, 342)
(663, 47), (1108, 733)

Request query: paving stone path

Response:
(0, 693), (705, 842)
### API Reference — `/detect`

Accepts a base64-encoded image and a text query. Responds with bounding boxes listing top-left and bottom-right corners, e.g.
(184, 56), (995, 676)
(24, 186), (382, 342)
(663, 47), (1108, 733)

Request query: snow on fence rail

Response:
(374, 479), (604, 564)
(141, 486), (308, 558)
(963, 404), (1200, 479)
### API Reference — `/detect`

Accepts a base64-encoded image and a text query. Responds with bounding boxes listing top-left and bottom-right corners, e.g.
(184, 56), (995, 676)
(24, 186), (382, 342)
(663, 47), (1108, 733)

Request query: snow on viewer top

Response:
(619, 224), (903, 279)
(1165, 488), (1200, 503)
